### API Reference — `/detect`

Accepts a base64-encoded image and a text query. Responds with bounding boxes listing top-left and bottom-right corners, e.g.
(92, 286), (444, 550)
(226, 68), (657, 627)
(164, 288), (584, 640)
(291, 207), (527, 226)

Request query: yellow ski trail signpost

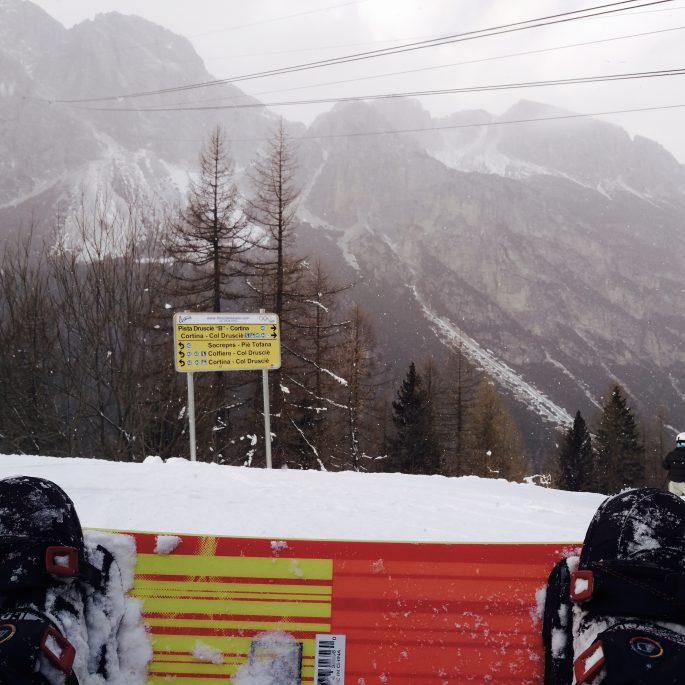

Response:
(174, 312), (280, 372)
(173, 312), (280, 466)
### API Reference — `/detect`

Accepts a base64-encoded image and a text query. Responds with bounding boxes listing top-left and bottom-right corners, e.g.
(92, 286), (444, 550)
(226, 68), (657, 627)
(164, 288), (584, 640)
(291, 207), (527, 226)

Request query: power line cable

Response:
(204, 4), (685, 62)
(198, 3), (685, 64)
(267, 103), (685, 143)
(51, 0), (675, 104)
(205, 33), (453, 63)
(71, 68), (685, 113)
(601, 2), (685, 11)
(233, 25), (685, 103)
(110, 25), (685, 110)
(122, 102), (685, 145)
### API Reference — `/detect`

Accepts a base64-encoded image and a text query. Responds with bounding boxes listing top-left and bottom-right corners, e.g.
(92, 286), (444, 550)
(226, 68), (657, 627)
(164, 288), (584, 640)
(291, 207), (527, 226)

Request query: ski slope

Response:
(0, 454), (604, 542)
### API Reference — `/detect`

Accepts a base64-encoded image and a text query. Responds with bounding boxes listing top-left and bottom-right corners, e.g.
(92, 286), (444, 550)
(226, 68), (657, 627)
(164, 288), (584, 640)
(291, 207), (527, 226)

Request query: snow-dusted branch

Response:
(282, 344), (348, 386)
(283, 373), (349, 410)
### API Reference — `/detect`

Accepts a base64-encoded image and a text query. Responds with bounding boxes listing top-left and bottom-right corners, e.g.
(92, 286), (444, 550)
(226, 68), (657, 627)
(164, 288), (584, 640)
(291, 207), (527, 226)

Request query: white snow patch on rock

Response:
(411, 286), (572, 427)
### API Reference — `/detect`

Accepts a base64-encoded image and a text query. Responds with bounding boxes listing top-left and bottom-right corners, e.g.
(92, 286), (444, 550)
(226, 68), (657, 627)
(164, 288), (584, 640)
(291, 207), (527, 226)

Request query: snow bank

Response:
(0, 454), (604, 541)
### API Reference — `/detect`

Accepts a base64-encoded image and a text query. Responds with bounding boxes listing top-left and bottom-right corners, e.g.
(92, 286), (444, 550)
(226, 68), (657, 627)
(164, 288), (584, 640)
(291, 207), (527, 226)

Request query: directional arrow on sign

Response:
(271, 332), (278, 338)
(271, 325), (277, 332)
(179, 359), (185, 367)
(178, 342), (184, 349)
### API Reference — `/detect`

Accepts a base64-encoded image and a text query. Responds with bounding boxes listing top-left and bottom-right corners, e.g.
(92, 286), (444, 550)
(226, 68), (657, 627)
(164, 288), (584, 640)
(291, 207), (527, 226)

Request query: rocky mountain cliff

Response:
(0, 0), (275, 241)
(298, 99), (685, 449)
(2, 0), (685, 457)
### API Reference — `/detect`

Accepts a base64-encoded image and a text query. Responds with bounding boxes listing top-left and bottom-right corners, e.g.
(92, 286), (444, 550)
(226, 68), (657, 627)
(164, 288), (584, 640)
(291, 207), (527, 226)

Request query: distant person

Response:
(663, 432), (685, 495)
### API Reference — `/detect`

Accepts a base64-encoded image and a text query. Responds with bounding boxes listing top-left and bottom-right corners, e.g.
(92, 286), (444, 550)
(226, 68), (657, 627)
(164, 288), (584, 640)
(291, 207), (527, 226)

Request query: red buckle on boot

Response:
(45, 546), (79, 577)
(570, 569), (594, 602)
(41, 625), (76, 673)
(574, 640), (605, 684)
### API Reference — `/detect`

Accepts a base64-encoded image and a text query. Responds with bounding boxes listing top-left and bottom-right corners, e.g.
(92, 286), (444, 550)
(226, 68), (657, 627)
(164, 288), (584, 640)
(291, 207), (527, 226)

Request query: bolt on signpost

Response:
(173, 312), (281, 466)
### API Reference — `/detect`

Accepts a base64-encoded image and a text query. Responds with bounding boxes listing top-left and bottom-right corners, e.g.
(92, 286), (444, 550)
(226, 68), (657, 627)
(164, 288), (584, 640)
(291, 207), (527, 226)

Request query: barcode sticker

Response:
(314, 634), (346, 685)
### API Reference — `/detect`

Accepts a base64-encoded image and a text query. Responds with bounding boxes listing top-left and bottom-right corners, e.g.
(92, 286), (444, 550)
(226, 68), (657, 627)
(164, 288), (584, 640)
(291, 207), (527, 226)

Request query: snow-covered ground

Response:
(0, 454), (611, 684)
(0, 454), (604, 542)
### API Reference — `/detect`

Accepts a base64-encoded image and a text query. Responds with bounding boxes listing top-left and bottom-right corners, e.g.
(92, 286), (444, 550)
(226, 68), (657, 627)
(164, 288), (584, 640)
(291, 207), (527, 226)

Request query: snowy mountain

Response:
(371, 98), (685, 204)
(2, 0), (685, 455)
(0, 0), (275, 242)
(297, 99), (685, 450)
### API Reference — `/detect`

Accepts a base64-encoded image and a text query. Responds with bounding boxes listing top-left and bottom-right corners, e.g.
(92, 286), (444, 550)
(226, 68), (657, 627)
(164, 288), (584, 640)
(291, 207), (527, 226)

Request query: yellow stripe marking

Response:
(135, 579), (331, 596)
(136, 554), (332, 580)
(136, 551), (331, 683)
(141, 597), (331, 617)
(147, 617), (330, 631)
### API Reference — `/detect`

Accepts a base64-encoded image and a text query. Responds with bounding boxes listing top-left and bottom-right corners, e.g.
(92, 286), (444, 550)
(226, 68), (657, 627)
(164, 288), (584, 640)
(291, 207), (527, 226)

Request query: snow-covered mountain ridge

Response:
(297, 99), (685, 453)
(0, 0), (275, 240)
(3, 1), (685, 455)
(369, 98), (685, 205)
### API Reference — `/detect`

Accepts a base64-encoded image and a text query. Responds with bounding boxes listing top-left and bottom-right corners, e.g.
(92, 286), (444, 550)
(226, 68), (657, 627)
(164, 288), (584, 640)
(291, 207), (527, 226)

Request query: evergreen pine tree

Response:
(387, 362), (441, 475)
(593, 383), (644, 493)
(557, 411), (593, 491)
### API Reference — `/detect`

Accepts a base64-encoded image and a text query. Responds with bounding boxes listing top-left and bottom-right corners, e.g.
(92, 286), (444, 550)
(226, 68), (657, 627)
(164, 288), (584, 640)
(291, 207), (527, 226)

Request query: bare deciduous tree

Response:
(336, 304), (385, 471)
(281, 262), (350, 469)
(462, 378), (527, 481)
(244, 122), (305, 466)
(439, 344), (480, 476)
(165, 126), (251, 460)
(167, 125), (248, 312)
(49, 199), (182, 461)
(245, 121), (301, 322)
(0, 232), (62, 454)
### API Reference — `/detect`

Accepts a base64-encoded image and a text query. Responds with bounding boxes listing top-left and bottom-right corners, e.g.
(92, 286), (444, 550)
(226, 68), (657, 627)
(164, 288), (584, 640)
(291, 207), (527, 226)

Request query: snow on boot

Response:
(0, 477), (150, 684)
(542, 487), (685, 685)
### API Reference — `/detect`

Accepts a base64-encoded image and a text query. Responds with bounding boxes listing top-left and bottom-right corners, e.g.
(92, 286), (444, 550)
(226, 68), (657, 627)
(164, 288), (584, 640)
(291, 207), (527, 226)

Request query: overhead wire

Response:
(608, 2), (685, 10)
(210, 25), (685, 106)
(49, 0), (676, 104)
(84, 24), (681, 111)
(199, 3), (685, 63)
(71, 68), (685, 113)
(116, 100), (685, 146)
(267, 103), (685, 143)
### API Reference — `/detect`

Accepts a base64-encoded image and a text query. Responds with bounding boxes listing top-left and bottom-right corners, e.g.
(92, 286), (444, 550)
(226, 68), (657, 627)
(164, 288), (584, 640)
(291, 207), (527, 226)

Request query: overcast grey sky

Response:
(31, 0), (685, 161)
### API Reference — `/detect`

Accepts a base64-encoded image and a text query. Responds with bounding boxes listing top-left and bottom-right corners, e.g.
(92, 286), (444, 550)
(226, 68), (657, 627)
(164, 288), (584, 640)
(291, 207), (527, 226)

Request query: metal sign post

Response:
(187, 372), (197, 462)
(262, 368), (272, 469)
(173, 312), (280, 466)
(260, 309), (273, 469)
